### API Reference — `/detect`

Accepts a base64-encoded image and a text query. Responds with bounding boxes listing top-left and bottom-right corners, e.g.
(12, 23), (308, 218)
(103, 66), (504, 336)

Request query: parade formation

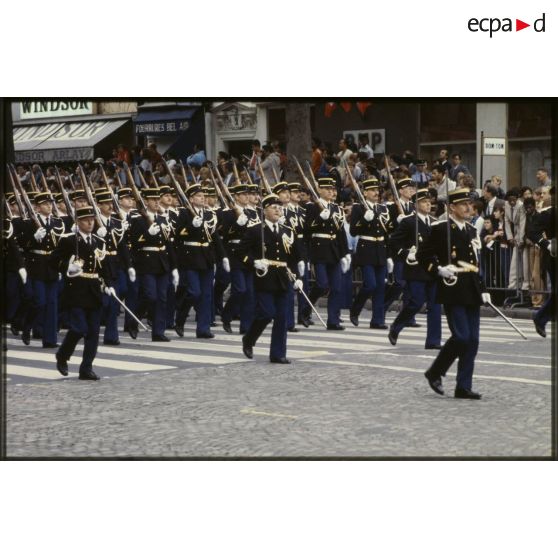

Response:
(2, 152), (555, 401)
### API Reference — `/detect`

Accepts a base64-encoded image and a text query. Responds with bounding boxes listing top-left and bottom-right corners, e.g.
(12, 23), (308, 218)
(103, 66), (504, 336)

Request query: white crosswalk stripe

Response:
(4, 312), (549, 384)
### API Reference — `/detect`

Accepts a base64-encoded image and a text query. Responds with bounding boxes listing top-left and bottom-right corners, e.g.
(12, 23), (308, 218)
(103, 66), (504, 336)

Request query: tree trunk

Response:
(285, 103), (311, 182)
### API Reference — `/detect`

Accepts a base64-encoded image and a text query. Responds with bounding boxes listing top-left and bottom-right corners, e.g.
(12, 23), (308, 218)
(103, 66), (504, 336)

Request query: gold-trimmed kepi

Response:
(117, 187), (133, 199)
(95, 190), (113, 204)
(272, 181), (289, 194)
(141, 187), (161, 199)
(262, 193), (281, 208)
(397, 177), (414, 189)
(412, 188), (430, 202)
(317, 177), (335, 188)
(69, 190), (86, 201)
(448, 188), (472, 204)
(185, 183), (204, 197)
(35, 191), (54, 204)
(229, 183), (249, 195)
(288, 182), (301, 192)
(75, 206), (96, 220)
(361, 177), (380, 190)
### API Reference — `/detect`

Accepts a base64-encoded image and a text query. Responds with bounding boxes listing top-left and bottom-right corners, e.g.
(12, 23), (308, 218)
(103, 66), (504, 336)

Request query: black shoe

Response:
(79, 370), (100, 381)
(425, 344), (442, 350)
(350, 314), (359, 327)
(533, 319), (546, 338)
(454, 387), (482, 400)
(408, 322), (421, 328)
(196, 332), (215, 339)
(270, 357), (291, 364)
(42, 342), (59, 349)
(174, 325), (184, 337)
(32, 333), (42, 340)
(128, 327), (138, 340)
(307, 318), (315, 326)
(288, 327), (299, 333)
(152, 334), (171, 342)
(339, 317), (344, 323)
(370, 323), (388, 330)
(21, 331), (31, 346)
(242, 336), (253, 359)
(55, 355), (68, 377)
(424, 370), (444, 395)
(327, 324), (345, 331)
(298, 317), (310, 328)
(103, 340), (121, 346)
(388, 329), (398, 346)
(10, 324), (20, 336)
(210, 322), (217, 327)
(222, 321), (232, 334)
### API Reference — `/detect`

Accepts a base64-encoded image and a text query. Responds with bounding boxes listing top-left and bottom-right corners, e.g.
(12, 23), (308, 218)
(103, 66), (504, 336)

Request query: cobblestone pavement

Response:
(5, 312), (553, 458)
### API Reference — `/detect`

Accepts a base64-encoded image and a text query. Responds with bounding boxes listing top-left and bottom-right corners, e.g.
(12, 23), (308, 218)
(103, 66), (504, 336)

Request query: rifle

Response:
(37, 169), (61, 217)
(232, 160), (243, 186)
(7, 164), (28, 219)
(212, 163), (236, 207)
(292, 156), (324, 208)
(10, 164), (40, 228)
(28, 168), (40, 192)
(98, 164), (125, 220)
(342, 159), (368, 207)
(383, 156), (404, 215)
(207, 164), (233, 210)
(54, 166), (75, 219)
(164, 161), (196, 217)
(78, 164), (103, 228)
(256, 159), (273, 195)
(124, 163), (152, 224)
(271, 165), (281, 185)
(4, 196), (14, 220)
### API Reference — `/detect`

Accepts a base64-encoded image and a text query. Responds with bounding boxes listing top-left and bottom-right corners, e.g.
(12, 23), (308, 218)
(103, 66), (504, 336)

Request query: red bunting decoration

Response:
(340, 102), (352, 112)
(356, 102), (372, 116)
(324, 102), (337, 118)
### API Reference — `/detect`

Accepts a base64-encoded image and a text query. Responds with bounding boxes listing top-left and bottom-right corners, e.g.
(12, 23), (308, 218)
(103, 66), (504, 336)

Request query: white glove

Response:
(236, 213), (249, 226)
(34, 227), (47, 242)
(171, 268), (179, 289)
(18, 268), (27, 284)
(148, 223), (161, 236)
(278, 215), (286, 225)
(254, 259), (269, 273)
(345, 253), (351, 267)
(481, 292), (492, 305)
(222, 257), (231, 273)
(58, 272), (62, 281)
(192, 215), (203, 228)
(122, 220), (130, 232)
(128, 267), (136, 283)
(438, 265), (457, 279)
(68, 262), (82, 275)
(293, 279), (303, 291)
(297, 260), (305, 276)
(364, 209), (375, 222)
(104, 286), (116, 297)
(319, 209), (331, 220)
(340, 256), (349, 274)
(97, 226), (107, 238)
(396, 214), (405, 224)
(407, 247), (417, 263)
(549, 238), (556, 258)
(387, 257), (394, 273)
(71, 223), (78, 233)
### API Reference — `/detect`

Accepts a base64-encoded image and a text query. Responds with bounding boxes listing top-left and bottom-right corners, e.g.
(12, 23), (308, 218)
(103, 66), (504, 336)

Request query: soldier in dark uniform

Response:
(220, 183), (257, 334)
(94, 190), (133, 345)
(349, 177), (393, 328)
(416, 188), (490, 399)
(20, 191), (65, 348)
(303, 177), (350, 330)
(388, 188), (442, 348)
(129, 187), (178, 342)
(52, 206), (111, 380)
(383, 177), (418, 324)
(3, 216), (28, 328)
(174, 183), (227, 339)
(54, 193), (74, 233)
(239, 194), (304, 363)
(69, 189), (88, 211)
(529, 185), (555, 338)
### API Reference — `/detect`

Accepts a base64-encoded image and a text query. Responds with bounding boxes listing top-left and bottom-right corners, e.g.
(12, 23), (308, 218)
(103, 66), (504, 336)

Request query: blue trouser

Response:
(428, 304), (480, 390)
(341, 264), (354, 309)
(351, 264), (387, 325)
(214, 266), (230, 316)
(310, 262), (342, 326)
(296, 265), (310, 322)
(101, 277), (120, 343)
(535, 265), (555, 329)
(23, 279), (58, 345)
(119, 269), (139, 333)
(383, 259), (415, 323)
(390, 280), (442, 346)
(286, 281), (295, 329)
(176, 268), (215, 334)
(139, 273), (169, 337)
(5, 272), (22, 322)
(222, 268), (254, 333)
(244, 290), (288, 359)
(57, 306), (102, 374)
(166, 277), (176, 328)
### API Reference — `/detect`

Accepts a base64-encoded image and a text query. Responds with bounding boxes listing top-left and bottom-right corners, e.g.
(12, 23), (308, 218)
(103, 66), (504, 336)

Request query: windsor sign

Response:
(19, 101), (94, 120)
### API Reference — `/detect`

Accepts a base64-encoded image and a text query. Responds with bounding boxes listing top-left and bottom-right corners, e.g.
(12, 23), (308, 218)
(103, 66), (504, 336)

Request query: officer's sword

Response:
(286, 269), (327, 329)
(485, 301), (528, 340)
(108, 290), (151, 332)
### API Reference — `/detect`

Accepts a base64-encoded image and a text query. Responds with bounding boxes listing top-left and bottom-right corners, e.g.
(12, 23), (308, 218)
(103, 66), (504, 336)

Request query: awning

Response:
(134, 108), (197, 135)
(14, 119), (128, 163)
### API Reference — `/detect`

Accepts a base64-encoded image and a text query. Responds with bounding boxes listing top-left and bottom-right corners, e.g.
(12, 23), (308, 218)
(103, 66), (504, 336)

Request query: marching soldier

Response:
(52, 206), (111, 380)
(239, 194), (304, 363)
(3, 216), (28, 329)
(129, 187), (178, 342)
(383, 177), (419, 325)
(416, 188), (490, 399)
(174, 183), (228, 339)
(349, 177), (393, 328)
(302, 177), (350, 330)
(21, 191), (65, 348)
(388, 188), (442, 348)
(529, 185), (555, 338)
(54, 193), (74, 233)
(220, 183), (257, 334)
(94, 189), (134, 345)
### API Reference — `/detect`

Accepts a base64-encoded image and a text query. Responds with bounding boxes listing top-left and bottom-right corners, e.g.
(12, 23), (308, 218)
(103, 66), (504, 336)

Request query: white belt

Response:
(80, 272), (99, 279)
(228, 239), (241, 244)
(141, 247), (166, 252)
(360, 236), (385, 242)
(31, 249), (52, 255)
(183, 241), (210, 247)
(267, 260), (287, 267)
(312, 233), (336, 240)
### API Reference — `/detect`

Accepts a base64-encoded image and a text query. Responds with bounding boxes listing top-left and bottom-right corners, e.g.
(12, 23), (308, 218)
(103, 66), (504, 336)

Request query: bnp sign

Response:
(19, 101), (94, 120)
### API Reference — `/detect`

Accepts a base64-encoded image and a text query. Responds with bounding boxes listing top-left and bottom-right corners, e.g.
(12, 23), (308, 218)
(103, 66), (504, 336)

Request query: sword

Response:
(286, 268), (327, 329)
(485, 301), (528, 340)
(107, 289), (150, 332)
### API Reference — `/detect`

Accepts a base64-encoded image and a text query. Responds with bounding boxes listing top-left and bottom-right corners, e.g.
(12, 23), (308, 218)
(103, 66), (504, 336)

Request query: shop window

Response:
(420, 103), (476, 142)
(507, 103), (551, 138)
